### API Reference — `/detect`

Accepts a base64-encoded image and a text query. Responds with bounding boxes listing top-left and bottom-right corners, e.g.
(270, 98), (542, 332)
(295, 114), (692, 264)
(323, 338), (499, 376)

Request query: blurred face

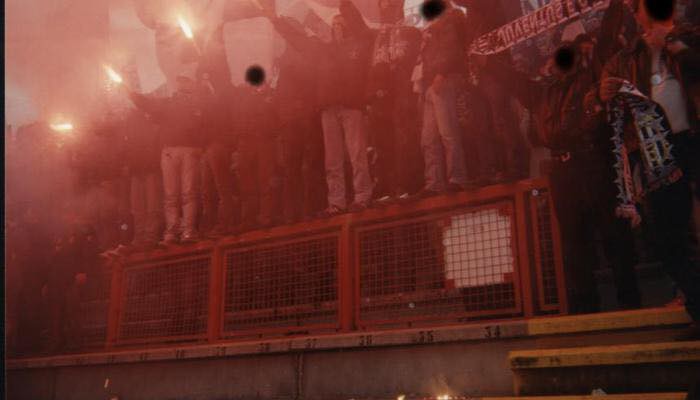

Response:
(332, 17), (345, 42)
(634, 0), (675, 32)
(579, 41), (595, 65)
(176, 77), (195, 93)
(379, 0), (404, 23)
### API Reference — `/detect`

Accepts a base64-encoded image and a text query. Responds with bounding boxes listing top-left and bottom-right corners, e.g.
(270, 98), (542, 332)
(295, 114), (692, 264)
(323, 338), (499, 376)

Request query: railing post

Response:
(105, 259), (124, 350)
(208, 244), (225, 343)
(547, 185), (569, 315)
(338, 216), (354, 332)
(515, 185), (535, 318)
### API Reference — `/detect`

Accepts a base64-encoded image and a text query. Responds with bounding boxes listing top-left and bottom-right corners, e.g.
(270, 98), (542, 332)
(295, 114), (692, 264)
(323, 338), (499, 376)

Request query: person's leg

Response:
(341, 108), (373, 206)
(206, 143), (235, 232)
(302, 117), (327, 218)
(237, 138), (259, 228)
(480, 71), (529, 179)
(592, 163), (642, 310)
(322, 108), (348, 210)
(200, 149), (216, 233)
(257, 136), (277, 227)
(281, 123), (304, 223)
(370, 97), (394, 198)
(181, 147), (202, 240)
(550, 160), (600, 313)
(130, 175), (147, 245)
(649, 180), (700, 321)
(430, 74), (469, 188)
(421, 89), (447, 193)
(393, 90), (423, 195)
(144, 172), (163, 245)
(161, 147), (182, 242)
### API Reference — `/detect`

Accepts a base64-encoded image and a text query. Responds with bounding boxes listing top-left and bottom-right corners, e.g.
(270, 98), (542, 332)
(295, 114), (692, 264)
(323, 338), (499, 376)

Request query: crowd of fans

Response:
(5, 0), (700, 355)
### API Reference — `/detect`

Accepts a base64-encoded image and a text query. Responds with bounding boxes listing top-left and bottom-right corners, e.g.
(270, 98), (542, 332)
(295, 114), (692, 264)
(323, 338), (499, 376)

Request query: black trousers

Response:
(550, 152), (641, 313)
(369, 88), (423, 198)
(647, 178), (700, 321)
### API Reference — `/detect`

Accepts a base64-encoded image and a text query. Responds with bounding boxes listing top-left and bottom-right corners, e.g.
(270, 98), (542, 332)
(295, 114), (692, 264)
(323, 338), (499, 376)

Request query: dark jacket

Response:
(367, 22), (421, 98)
(231, 85), (279, 141)
(270, 4), (373, 110)
(122, 111), (161, 175)
(602, 33), (700, 132)
(271, 17), (320, 125)
(421, 7), (469, 85)
(71, 118), (127, 188)
(505, 0), (628, 150)
(130, 86), (215, 148)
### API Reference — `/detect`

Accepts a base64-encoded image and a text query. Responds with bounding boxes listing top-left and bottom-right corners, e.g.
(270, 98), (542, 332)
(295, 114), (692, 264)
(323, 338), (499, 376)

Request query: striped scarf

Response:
(607, 81), (683, 214)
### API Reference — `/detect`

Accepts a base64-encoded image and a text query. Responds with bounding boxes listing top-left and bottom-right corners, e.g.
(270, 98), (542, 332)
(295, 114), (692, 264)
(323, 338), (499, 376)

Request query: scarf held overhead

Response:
(470, 0), (606, 55)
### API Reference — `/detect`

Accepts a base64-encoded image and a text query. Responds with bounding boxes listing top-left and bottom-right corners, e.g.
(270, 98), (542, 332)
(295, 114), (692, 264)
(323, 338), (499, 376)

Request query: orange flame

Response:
(104, 65), (123, 84)
(177, 15), (194, 39)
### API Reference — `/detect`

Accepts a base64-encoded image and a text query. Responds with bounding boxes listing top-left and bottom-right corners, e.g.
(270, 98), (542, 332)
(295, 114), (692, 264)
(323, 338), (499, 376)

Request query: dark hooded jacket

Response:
(270, 1), (373, 110)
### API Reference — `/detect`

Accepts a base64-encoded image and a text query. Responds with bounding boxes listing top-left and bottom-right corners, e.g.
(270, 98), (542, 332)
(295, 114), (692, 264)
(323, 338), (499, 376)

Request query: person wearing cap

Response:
(128, 63), (214, 244)
(599, 0), (700, 323)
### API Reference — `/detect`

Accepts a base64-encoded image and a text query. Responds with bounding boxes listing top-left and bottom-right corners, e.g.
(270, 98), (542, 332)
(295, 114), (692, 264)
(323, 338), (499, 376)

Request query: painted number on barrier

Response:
(484, 325), (501, 339)
(216, 346), (226, 357)
(175, 350), (186, 359)
(359, 335), (373, 346)
(258, 342), (271, 353)
(139, 353), (149, 361)
(305, 338), (317, 349)
(417, 330), (435, 343)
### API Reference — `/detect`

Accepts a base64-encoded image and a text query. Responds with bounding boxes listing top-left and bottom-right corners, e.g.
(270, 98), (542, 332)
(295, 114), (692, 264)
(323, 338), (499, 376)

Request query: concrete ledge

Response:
(509, 341), (700, 369)
(7, 307), (691, 370)
(526, 306), (691, 336)
(477, 394), (687, 400)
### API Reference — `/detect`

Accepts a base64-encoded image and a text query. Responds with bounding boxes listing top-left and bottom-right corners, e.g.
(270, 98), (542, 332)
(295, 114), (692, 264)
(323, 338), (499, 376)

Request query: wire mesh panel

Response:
(358, 203), (521, 327)
(529, 187), (564, 311)
(117, 254), (211, 344)
(223, 234), (340, 336)
(72, 268), (112, 350)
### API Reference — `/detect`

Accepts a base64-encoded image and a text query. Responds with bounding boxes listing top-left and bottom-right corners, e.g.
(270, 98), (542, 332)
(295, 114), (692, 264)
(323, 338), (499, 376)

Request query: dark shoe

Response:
(160, 233), (179, 246)
(348, 202), (369, 213)
(415, 188), (443, 199)
(180, 232), (200, 243)
(207, 225), (230, 238)
(446, 183), (467, 193)
(317, 205), (345, 218)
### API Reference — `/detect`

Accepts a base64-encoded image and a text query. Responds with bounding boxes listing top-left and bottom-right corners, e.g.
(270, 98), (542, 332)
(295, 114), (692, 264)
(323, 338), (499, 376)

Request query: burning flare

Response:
(104, 65), (123, 84)
(50, 122), (74, 133)
(177, 15), (194, 39)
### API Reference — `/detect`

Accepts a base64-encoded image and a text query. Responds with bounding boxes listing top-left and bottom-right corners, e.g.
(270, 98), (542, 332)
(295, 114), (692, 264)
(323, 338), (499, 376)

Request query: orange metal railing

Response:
(25, 179), (568, 354)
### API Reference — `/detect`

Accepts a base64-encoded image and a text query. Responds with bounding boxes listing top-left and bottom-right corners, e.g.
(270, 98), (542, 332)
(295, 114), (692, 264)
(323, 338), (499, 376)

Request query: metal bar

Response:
(105, 259), (124, 350)
(515, 188), (535, 318)
(339, 216), (354, 332)
(548, 184), (569, 315)
(529, 188), (548, 312)
(208, 243), (224, 343)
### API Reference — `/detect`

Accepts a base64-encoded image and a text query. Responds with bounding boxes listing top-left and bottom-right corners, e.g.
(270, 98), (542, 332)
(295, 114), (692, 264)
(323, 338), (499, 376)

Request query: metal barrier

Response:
(30, 179), (566, 352)
(221, 231), (341, 337)
(116, 251), (212, 345)
(356, 202), (521, 328)
(527, 186), (567, 313)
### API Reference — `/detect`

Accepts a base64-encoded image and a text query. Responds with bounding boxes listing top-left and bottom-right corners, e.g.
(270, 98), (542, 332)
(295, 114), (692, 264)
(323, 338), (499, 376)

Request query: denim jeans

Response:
(421, 73), (468, 191)
(161, 146), (201, 239)
(322, 106), (373, 209)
